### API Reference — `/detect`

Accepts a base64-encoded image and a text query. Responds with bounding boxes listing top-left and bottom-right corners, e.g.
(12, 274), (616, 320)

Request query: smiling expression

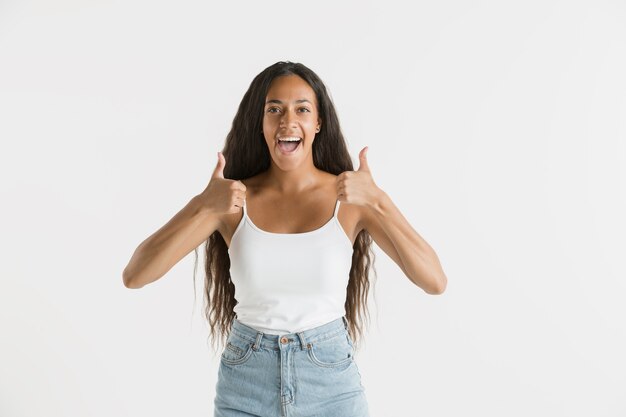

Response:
(262, 74), (321, 168)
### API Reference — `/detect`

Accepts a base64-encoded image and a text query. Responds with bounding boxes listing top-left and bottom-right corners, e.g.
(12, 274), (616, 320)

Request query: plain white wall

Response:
(1, 0), (625, 416)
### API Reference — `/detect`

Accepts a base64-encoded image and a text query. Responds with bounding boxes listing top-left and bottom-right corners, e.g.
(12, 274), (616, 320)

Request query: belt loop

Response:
(296, 331), (308, 350)
(253, 331), (263, 351)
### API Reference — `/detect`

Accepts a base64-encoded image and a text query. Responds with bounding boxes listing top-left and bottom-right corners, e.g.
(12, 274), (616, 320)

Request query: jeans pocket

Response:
(346, 330), (355, 349)
(221, 333), (254, 366)
(307, 331), (353, 369)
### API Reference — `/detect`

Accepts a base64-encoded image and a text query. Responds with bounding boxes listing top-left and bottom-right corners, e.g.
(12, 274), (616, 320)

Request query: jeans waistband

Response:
(229, 316), (349, 351)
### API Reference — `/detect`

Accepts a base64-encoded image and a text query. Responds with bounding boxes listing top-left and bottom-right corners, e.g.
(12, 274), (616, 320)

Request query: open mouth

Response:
(276, 138), (302, 154)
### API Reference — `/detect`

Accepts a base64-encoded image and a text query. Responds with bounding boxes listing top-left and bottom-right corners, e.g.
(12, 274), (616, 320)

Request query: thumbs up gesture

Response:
(198, 151), (247, 214)
(336, 146), (383, 208)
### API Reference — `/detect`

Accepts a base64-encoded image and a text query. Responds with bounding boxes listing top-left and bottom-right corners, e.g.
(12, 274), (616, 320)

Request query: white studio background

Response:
(1, 0), (624, 416)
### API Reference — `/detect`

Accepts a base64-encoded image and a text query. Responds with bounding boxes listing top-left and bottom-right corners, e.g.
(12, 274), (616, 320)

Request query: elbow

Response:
(122, 268), (143, 289)
(425, 274), (447, 295)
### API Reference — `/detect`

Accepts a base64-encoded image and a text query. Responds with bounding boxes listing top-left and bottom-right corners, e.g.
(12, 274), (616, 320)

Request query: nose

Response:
(279, 108), (297, 127)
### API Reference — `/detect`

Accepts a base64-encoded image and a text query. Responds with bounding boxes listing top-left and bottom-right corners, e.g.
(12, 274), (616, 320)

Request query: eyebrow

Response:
(265, 99), (313, 105)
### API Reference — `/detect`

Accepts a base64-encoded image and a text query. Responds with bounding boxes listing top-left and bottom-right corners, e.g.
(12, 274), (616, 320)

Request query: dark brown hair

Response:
(193, 61), (377, 355)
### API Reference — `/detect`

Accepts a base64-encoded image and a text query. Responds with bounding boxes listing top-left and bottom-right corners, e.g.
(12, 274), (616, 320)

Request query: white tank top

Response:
(227, 197), (353, 335)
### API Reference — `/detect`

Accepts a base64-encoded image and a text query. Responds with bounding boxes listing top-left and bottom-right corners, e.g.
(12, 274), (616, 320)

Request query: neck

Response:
(264, 160), (322, 194)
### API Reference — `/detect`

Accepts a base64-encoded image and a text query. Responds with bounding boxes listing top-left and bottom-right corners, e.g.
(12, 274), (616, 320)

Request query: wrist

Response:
(190, 194), (211, 216)
(368, 188), (390, 215)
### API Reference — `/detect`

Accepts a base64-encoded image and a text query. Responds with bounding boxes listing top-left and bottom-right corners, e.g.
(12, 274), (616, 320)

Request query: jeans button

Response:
(280, 336), (288, 344)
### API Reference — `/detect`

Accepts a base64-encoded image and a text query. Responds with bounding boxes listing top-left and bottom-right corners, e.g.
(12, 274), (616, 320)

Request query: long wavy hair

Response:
(193, 61), (377, 355)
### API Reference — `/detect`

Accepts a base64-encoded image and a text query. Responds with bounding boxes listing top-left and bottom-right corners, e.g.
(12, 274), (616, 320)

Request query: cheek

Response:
(263, 117), (277, 130)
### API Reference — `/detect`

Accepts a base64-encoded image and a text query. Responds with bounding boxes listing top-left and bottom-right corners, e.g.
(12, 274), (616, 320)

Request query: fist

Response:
(336, 146), (381, 208)
(198, 151), (246, 214)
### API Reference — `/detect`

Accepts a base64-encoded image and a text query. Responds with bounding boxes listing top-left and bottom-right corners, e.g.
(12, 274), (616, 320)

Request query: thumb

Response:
(212, 151), (225, 179)
(357, 146), (370, 172)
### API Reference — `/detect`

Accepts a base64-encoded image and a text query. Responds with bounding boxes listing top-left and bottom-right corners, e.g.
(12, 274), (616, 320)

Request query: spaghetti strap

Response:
(242, 198), (247, 217)
(333, 199), (341, 218)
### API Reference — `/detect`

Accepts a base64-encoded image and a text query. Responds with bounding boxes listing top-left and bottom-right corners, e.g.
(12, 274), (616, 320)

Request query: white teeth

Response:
(278, 136), (302, 142)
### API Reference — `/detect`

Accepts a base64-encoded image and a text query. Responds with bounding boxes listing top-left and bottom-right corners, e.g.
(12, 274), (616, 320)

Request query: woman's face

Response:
(262, 74), (321, 169)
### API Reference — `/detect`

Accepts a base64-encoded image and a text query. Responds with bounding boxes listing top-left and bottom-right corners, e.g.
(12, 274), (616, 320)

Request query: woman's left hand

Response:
(336, 146), (384, 208)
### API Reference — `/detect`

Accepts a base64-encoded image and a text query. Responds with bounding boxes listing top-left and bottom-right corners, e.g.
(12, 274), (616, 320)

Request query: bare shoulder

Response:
(219, 170), (364, 246)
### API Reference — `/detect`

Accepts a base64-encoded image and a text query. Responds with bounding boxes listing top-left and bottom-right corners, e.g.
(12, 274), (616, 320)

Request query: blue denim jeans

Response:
(213, 316), (370, 417)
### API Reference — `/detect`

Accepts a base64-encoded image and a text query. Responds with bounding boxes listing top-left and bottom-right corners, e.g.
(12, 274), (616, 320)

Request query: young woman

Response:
(123, 61), (447, 417)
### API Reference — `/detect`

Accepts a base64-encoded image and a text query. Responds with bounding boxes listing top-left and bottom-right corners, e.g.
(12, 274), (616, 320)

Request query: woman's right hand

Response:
(197, 151), (246, 214)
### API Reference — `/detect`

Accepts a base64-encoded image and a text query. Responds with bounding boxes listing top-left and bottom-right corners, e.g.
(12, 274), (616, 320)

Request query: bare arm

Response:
(363, 190), (447, 294)
(337, 147), (447, 295)
(122, 151), (245, 289)
(122, 195), (220, 289)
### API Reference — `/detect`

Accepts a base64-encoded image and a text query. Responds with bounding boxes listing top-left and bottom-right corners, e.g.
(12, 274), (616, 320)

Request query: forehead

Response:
(265, 75), (316, 104)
